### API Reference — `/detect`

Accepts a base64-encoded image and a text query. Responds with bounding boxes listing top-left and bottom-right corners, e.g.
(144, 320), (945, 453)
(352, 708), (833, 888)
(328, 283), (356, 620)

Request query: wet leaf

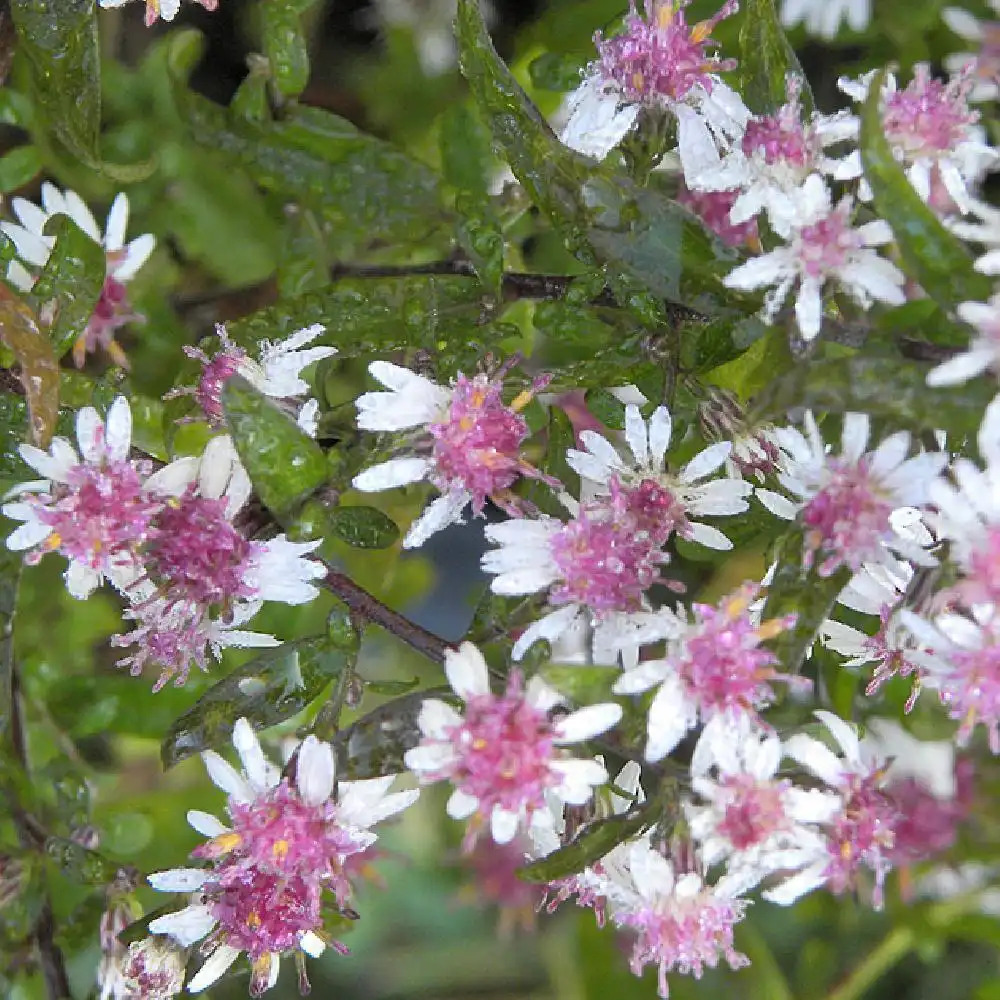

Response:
(161, 636), (357, 768)
(44, 836), (120, 886)
(860, 68), (991, 308)
(261, 0), (318, 98)
(0, 145), (41, 193)
(0, 287), (59, 447)
(11, 0), (100, 165)
(539, 664), (619, 702)
(32, 216), (106, 359)
(327, 506), (400, 549)
(222, 376), (328, 521)
(333, 687), (451, 779)
(738, 0), (814, 114)
(584, 388), (626, 430)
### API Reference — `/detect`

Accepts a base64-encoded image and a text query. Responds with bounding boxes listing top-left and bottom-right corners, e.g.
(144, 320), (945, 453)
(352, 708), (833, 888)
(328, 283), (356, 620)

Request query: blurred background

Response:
(7, 1), (1000, 998)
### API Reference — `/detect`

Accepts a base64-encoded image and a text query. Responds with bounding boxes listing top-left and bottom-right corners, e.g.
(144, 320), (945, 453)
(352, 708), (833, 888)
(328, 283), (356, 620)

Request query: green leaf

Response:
(454, 190), (504, 301)
(12, 0), (100, 165)
(438, 103), (494, 196)
(539, 664), (619, 701)
(859, 68), (991, 308)
(161, 635), (357, 768)
(738, 0), (814, 114)
(584, 388), (626, 430)
(31, 216), (106, 359)
(333, 688), (451, 779)
(752, 355), (996, 440)
(277, 207), (329, 299)
(44, 837), (119, 886)
(0, 546), (22, 755)
(222, 376), (329, 521)
(0, 146), (41, 193)
(169, 32), (449, 248)
(761, 529), (852, 676)
(518, 798), (661, 883)
(261, 0), (318, 98)
(326, 505), (400, 549)
(528, 52), (587, 92)
(0, 292), (59, 447)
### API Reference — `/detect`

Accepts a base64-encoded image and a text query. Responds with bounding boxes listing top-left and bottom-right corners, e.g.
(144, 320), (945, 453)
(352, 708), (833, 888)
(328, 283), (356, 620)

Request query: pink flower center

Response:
(742, 114), (810, 167)
(595, 0), (738, 104)
(438, 672), (557, 821)
(615, 880), (749, 999)
(33, 460), (158, 570)
(883, 65), (977, 157)
(863, 604), (924, 711)
(794, 203), (859, 278)
(84, 275), (141, 353)
(207, 867), (321, 960)
(716, 775), (790, 850)
(801, 458), (893, 576)
(885, 768), (971, 865)
(941, 635), (1000, 752)
(184, 343), (248, 426)
(428, 374), (532, 512)
(146, 490), (260, 607)
(677, 185), (758, 248)
(675, 589), (794, 717)
(549, 497), (666, 613)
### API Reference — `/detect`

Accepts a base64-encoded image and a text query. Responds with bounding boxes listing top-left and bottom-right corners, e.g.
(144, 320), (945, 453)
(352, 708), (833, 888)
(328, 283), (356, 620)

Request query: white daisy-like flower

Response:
(149, 719), (418, 994)
(403, 641), (621, 847)
(943, 1), (1000, 102)
(768, 710), (897, 907)
(98, 0), (218, 27)
(178, 323), (336, 435)
(693, 75), (861, 234)
(723, 174), (905, 340)
(780, 0), (870, 37)
(686, 714), (837, 890)
(2, 396), (159, 599)
(566, 403), (753, 550)
(927, 292), (1000, 386)
(839, 65), (998, 215)
(3, 183), (155, 367)
(352, 361), (552, 548)
(756, 411), (946, 576)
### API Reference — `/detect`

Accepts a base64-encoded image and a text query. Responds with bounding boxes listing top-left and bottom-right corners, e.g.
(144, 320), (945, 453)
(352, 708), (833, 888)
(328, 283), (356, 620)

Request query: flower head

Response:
(943, 1), (1000, 102)
(3, 396), (160, 598)
(2, 184), (154, 367)
(723, 175), (905, 340)
(108, 937), (187, 1000)
(352, 361), (553, 548)
(757, 411), (945, 576)
(148, 719), (417, 994)
(404, 642), (621, 847)
(614, 583), (799, 761)
(97, 0), (218, 27)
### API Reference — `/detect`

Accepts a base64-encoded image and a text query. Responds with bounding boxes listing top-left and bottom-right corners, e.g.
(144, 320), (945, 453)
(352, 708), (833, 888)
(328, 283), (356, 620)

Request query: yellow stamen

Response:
(209, 831), (243, 855)
(247, 910), (262, 929)
(472, 737), (488, 750)
(510, 389), (534, 412)
(272, 839), (290, 862)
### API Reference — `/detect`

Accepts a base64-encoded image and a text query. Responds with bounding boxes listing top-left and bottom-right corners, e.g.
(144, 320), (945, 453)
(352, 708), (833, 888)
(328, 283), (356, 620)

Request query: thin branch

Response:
(321, 568), (450, 664)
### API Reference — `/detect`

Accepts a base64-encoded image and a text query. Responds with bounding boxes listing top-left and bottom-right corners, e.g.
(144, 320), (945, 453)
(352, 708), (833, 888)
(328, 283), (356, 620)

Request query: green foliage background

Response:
(2, 1), (1000, 999)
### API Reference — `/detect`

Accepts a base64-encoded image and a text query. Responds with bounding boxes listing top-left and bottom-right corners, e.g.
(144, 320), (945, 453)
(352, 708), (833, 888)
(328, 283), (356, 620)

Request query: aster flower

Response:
(148, 719), (418, 994)
(693, 75), (861, 234)
(676, 182), (759, 248)
(566, 403), (753, 549)
(723, 174), (905, 340)
(696, 389), (783, 484)
(943, 1), (1000, 102)
(686, 715), (837, 891)
(98, 0), (218, 26)
(769, 711), (899, 907)
(756, 411), (946, 577)
(112, 436), (325, 690)
(2, 184), (155, 367)
(561, 0), (750, 180)
(352, 361), (553, 548)
(614, 583), (799, 761)
(173, 324), (336, 434)
(2, 396), (160, 599)
(840, 65), (998, 214)
(594, 838), (751, 999)
(779, 0), (870, 37)
(103, 937), (187, 1000)
(403, 642), (621, 847)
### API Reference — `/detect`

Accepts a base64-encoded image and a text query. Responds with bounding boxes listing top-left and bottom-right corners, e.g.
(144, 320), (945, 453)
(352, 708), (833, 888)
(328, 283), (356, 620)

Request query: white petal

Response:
(553, 703), (622, 743)
(648, 406), (672, 467)
(104, 193), (129, 253)
(104, 397), (132, 462)
(75, 407), (104, 463)
(114, 233), (156, 280)
(447, 788), (480, 819)
(679, 442), (732, 483)
(685, 521), (733, 550)
(416, 697), (463, 739)
(232, 718), (271, 790)
(624, 405), (648, 467)
(403, 490), (470, 548)
(187, 944), (241, 993)
(352, 457), (431, 491)
(201, 750), (252, 802)
(6, 518), (53, 551)
(296, 735), (335, 806)
(187, 810), (229, 837)
(756, 488), (798, 520)
(299, 931), (327, 958)
(490, 806), (520, 843)
(148, 868), (209, 892)
(445, 642), (490, 699)
(148, 904), (217, 948)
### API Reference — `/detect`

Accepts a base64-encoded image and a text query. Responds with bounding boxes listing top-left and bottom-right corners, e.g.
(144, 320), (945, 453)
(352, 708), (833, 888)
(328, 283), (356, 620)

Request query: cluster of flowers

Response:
(562, 0), (1000, 342)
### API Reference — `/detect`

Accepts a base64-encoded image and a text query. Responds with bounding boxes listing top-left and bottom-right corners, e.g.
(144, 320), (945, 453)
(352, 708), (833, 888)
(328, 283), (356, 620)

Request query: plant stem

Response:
(822, 926), (915, 1000)
(321, 568), (450, 664)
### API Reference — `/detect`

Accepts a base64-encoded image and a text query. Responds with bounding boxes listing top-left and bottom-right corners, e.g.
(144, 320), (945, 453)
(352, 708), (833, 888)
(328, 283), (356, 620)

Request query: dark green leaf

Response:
(161, 635), (357, 768)
(326, 505), (400, 549)
(333, 688), (451, 779)
(277, 207), (329, 299)
(32, 216), (106, 359)
(454, 190), (504, 301)
(584, 388), (626, 430)
(44, 837), (119, 886)
(261, 0), (318, 98)
(539, 664), (619, 701)
(752, 354), (996, 440)
(528, 52), (587, 92)
(169, 32), (448, 247)
(860, 68), (991, 307)
(738, 0), (814, 115)
(0, 146), (41, 193)
(222, 376), (329, 521)
(438, 103), (494, 196)
(12, 0), (100, 165)
(518, 798), (660, 883)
